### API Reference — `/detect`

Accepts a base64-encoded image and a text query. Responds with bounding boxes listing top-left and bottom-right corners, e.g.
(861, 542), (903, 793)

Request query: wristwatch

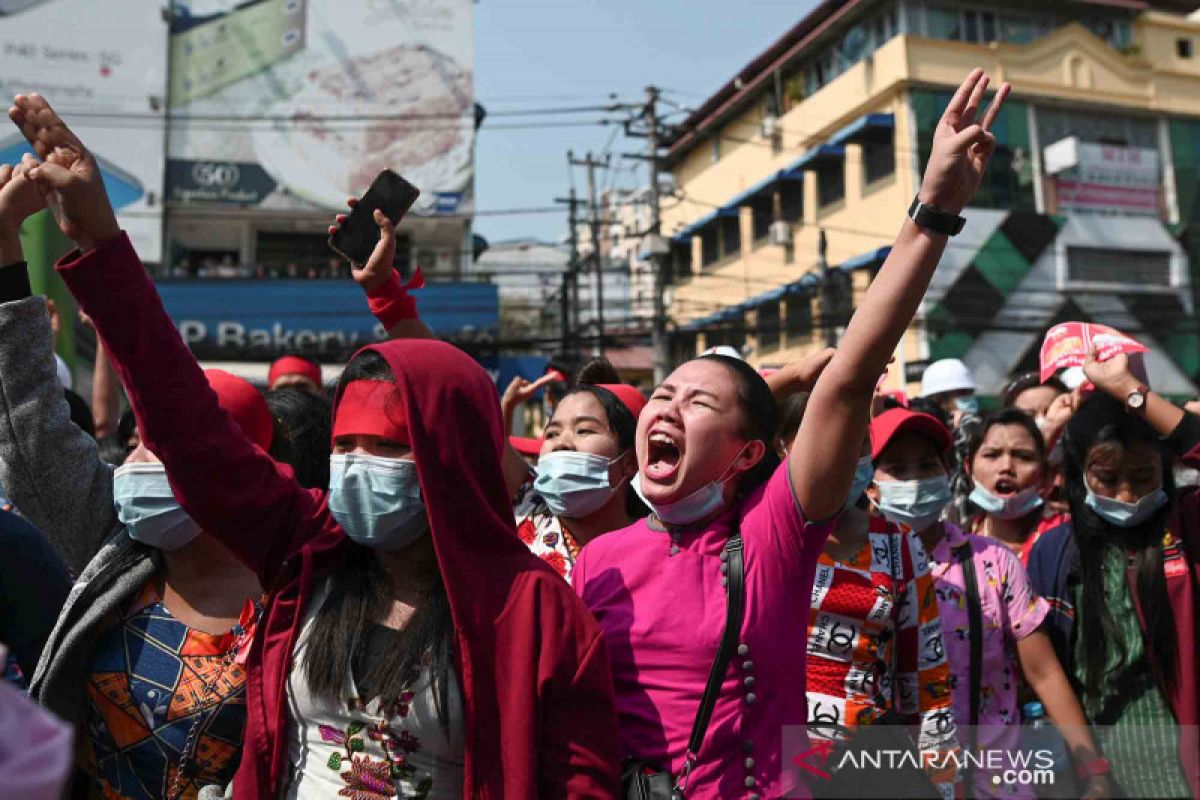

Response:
(908, 196), (966, 236)
(1124, 383), (1150, 414)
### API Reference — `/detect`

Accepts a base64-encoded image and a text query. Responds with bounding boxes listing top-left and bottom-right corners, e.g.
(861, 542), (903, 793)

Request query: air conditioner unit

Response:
(761, 113), (780, 139)
(769, 220), (793, 247)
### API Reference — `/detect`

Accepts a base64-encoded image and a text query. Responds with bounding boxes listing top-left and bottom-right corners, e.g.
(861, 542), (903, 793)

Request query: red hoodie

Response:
(58, 234), (620, 798)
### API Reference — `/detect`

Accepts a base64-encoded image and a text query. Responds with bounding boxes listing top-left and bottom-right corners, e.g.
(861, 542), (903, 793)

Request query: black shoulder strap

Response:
(956, 540), (983, 795)
(688, 526), (745, 759)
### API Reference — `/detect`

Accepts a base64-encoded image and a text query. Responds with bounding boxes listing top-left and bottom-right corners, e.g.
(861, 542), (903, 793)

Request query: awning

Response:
(676, 245), (888, 332)
(669, 206), (740, 245)
(830, 113), (895, 146)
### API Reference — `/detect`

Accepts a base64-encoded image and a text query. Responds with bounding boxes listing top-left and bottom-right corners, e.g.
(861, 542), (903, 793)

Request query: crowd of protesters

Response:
(0, 70), (1194, 800)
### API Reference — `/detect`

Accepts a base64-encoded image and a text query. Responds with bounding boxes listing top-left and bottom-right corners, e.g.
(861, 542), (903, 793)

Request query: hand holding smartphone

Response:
(328, 169), (420, 266)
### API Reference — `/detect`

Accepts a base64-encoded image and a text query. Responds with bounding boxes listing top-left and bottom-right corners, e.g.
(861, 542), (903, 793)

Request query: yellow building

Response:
(663, 0), (1200, 397)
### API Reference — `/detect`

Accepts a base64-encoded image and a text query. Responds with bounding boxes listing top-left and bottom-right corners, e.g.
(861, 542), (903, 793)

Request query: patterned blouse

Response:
(806, 513), (960, 796)
(513, 478), (581, 583)
(83, 580), (260, 800)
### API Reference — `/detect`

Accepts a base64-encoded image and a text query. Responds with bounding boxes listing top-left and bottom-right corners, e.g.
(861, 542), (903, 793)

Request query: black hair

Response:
(96, 435), (128, 467)
(63, 389), (94, 439)
(305, 349), (454, 722)
(696, 354), (781, 495)
(1001, 372), (1067, 409)
(545, 353), (580, 405)
(905, 397), (952, 430)
(967, 408), (1047, 464)
(265, 388), (332, 490)
(776, 392), (810, 451)
(560, 362), (649, 519)
(1063, 392), (1177, 700)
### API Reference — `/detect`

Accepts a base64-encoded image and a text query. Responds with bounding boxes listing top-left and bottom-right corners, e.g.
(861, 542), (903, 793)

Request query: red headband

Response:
(204, 369), (274, 451)
(269, 355), (322, 388)
(333, 380), (409, 444)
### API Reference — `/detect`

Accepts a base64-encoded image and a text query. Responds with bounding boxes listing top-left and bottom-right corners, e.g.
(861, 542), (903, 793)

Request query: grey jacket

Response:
(0, 296), (158, 729)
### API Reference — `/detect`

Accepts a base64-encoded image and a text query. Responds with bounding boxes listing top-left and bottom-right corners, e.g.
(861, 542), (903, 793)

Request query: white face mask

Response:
(534, 451), (628, 518)
(113, 463), (203, 551)
(632, 446), (748, 526)
(1085, 486), (1168, 529)
(327, 454), (427, 550)
(874, 475), (952, 532)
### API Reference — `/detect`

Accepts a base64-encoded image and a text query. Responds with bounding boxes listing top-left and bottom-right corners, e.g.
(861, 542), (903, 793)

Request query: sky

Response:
(473, 0), (819, 245)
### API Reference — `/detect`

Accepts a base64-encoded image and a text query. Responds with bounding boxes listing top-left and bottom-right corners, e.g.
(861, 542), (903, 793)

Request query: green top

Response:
(1073, 543), (1189, 798)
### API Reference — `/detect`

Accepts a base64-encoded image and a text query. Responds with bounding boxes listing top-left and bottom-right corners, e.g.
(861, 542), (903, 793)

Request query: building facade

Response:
(664, 0), (1200, 396)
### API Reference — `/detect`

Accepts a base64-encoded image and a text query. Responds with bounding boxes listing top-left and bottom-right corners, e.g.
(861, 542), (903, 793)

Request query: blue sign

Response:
(155, 279), (498, 360)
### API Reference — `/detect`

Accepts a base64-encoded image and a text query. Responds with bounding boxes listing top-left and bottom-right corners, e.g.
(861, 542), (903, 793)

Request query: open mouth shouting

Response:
(645, 428), (682, 482)
(992, 477), (1019, 497)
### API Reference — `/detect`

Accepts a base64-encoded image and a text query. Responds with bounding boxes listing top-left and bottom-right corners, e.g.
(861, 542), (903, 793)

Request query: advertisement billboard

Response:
(0, 0), (168, 261)
(166, 0), (474, 216)
(1044, 137), (1161, 216)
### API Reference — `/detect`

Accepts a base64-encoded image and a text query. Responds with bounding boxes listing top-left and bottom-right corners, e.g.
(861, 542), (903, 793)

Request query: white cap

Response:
(699, 345), (743, 360)
(921, 358), (976, 397)
(54, 355), (72, 390)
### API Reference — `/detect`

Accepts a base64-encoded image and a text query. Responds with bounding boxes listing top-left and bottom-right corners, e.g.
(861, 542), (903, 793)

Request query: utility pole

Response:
(570, 150), (610, 354)
(644, 86), (669, 384)
(624, 87), (671, 382)
(554, 188), (584, 355)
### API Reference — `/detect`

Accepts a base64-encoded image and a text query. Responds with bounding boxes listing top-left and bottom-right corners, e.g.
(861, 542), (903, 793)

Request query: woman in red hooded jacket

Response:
(9, 93), (620, 798)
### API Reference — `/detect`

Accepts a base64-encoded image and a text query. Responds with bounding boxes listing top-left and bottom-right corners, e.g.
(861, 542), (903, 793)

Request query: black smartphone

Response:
(328, 169), (421, 265)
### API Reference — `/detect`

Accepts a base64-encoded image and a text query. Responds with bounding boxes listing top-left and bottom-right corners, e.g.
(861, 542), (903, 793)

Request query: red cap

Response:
(597, 383), (647, 420)
(268, 355), (322, 389)
(870, 408), (951, 461)
(204, 369), (274, 452)
(509, 435), (543, 457)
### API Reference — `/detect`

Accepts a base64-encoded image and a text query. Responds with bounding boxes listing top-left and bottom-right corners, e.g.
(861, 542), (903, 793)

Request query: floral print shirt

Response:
(513, 478), (580, 583)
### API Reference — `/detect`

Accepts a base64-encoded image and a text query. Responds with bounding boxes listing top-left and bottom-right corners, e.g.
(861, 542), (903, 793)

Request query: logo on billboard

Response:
(167, 159), (278, 205)
(190, 162), (242, 189)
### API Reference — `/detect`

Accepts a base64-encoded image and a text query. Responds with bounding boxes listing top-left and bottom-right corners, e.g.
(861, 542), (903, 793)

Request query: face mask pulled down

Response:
(632, 445), (749, 526)
(969, 484), (1044, 521)
(534, 451), (628, 518)
(874, 475), (952, 532)
(328, 454), (428, 550)
(113, 462), (203, 551)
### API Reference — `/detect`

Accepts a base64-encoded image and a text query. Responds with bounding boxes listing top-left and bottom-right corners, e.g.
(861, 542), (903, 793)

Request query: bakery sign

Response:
(1043, 136), (1160, 216)
(165, 0), (474, 216)
(156, 279), (499, 360)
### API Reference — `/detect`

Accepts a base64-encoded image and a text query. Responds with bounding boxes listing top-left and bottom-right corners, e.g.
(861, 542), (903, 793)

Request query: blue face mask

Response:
(632, 446), (747, 526)
(534, 451), (629, 518)
(845, 455), (875, 511)
(954, 395), (980, 416)
(1085, 486), (1168, 529)
(969, 484), (1044, 521)
(328, 454), (427, 550)
(874, 475), (951, 532)
(114, 462), (203, 551)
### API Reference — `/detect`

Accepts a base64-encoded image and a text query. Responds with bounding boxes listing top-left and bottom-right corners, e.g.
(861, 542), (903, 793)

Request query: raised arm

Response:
(9, 93), (330, 585)
(792, 70), (1011, 521)
(331, 198), (434, 341)
(80, 312), (122, 439)
(0, 157), (117, 574)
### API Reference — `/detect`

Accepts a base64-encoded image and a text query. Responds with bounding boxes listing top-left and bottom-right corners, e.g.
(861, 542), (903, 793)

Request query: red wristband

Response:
(366, 267), (424, 330)
(1076, 757), (1110, 781)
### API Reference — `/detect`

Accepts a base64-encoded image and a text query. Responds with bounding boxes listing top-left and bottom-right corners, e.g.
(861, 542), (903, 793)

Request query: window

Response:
(1179, 38), (1194, 59)
(1066, 247), (1172, 288)
(780, 182), (804, 223)
(751, 194), (774, 242)
(758, 301), (781, 353)
(669, 241), (691, 283)
(720, 215), (741, 257)
(700, 226), (719, 266)
(816, 160), (845, 208)
(862, 133), (895, 185)
(785, 293), (813, 341)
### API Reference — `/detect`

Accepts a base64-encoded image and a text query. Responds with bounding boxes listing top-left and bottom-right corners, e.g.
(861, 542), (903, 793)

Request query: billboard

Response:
(1044, 137), (1161, 216)
(0, 0), (168, 261)
(166, 0), (474, 216)
(156, 279), (497, 360)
